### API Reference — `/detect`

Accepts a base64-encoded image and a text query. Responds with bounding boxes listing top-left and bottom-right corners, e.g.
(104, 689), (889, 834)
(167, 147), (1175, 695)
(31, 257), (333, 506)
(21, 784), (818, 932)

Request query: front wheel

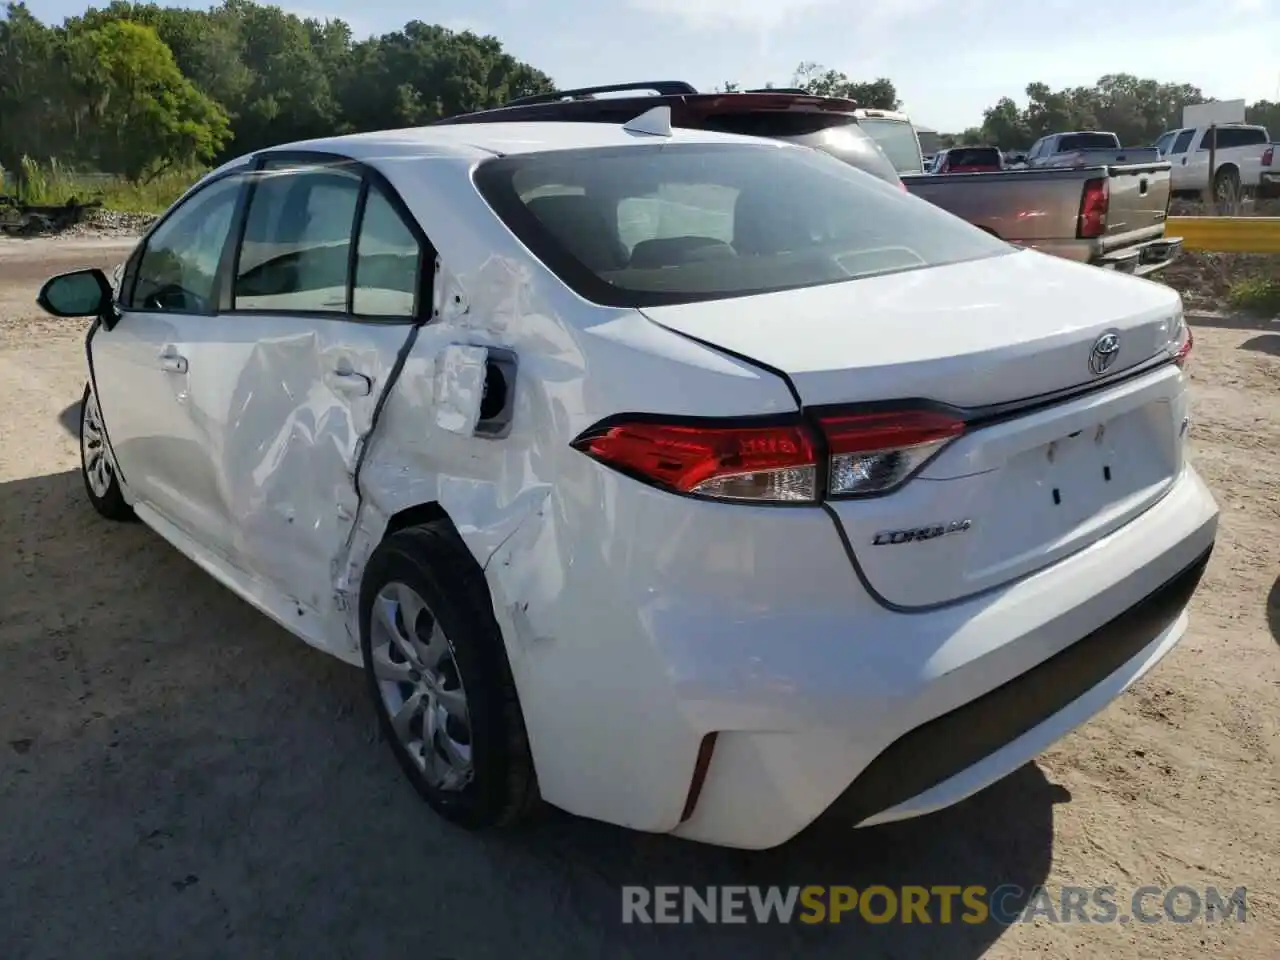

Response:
(80, 382), (134, 521)
(359, 521), (539, 830)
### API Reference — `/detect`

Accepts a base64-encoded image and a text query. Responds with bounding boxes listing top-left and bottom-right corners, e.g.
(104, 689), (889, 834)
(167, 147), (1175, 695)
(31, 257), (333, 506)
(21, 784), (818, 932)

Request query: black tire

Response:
(79, 382), (134, 522)
(359, 520), (539, 830)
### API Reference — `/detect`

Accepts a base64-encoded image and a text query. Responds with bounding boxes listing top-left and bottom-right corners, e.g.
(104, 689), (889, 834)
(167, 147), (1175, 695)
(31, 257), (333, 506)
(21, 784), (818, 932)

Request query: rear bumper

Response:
(820, 543), (1208, 829)
(669, 465), (1217, 848)
(492, 458), (1217, 849)
(1026, 235), (1182, 276)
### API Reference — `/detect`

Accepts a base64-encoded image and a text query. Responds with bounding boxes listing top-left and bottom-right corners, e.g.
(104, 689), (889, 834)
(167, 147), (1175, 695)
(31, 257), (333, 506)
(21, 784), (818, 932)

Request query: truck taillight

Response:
(570, 410), (966, 503)
(1078, 177), (1109, 239)
(1263, 146), (1274, 167)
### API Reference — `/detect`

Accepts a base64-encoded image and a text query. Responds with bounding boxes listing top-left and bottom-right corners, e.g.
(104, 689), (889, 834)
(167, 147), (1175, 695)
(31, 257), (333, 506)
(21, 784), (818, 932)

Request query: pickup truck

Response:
(1026, 131), (1161, 169)
(1153, 123), (1273, 200)
(904, 161), (1182, 277)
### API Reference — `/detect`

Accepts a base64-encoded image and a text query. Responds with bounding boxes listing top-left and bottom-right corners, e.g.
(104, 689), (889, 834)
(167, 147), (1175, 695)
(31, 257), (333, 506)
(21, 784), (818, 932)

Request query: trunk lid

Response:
(641, 250), (1189, 607)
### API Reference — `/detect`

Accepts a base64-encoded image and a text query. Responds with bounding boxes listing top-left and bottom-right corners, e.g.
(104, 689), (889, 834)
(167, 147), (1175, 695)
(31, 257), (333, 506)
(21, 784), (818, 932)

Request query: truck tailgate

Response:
(1103, 162), (1171, 248)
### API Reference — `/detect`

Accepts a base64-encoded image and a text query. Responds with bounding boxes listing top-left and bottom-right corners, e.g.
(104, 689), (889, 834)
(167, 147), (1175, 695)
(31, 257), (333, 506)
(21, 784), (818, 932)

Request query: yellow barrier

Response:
(1165, 217), (1280, 254)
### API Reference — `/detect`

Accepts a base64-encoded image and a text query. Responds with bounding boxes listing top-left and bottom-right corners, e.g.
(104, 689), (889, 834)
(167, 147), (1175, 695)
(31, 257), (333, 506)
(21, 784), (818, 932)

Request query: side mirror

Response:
(36, 268), (113, 319)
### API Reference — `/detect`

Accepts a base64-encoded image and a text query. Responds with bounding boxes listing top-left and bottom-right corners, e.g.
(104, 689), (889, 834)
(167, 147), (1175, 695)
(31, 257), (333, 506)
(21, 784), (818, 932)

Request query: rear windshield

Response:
(854, 118), (924, 173)
(472, 142), (1012, 308)
(946, 148), (1001, 166)
(1057, 133), (1119, 152)
(695, 114), (901, 186)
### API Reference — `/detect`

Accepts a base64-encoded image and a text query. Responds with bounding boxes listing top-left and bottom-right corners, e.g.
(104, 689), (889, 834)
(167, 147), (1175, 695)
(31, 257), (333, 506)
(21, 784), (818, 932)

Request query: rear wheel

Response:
(80, 382), (133, 521)
(359, 521), (539, 830)
(1212, 167), (1240, 210)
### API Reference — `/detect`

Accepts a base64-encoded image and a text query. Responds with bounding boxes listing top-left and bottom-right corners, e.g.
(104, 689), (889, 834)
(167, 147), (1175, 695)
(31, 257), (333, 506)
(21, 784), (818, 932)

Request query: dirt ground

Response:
(1, 237), (1278, 960)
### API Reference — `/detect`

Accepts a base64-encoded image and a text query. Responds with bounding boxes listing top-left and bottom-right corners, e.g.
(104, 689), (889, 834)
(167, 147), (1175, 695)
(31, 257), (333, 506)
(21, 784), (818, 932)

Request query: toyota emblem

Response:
(1089, 333), (1121, 376)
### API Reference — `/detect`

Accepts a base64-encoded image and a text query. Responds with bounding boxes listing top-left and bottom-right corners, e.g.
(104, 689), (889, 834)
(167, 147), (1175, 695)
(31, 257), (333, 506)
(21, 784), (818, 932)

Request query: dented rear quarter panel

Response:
(335, 153), (799, 828)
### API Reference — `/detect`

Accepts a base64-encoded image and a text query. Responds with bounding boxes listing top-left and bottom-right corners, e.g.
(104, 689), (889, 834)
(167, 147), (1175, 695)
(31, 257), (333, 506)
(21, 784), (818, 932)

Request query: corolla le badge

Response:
(1089, 332), (1121, 376)
(872, 520), (972, 546)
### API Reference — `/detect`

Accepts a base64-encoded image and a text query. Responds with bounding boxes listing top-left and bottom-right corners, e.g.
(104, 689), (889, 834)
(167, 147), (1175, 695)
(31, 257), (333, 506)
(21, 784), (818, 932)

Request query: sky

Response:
(32, 0), (1280, 131)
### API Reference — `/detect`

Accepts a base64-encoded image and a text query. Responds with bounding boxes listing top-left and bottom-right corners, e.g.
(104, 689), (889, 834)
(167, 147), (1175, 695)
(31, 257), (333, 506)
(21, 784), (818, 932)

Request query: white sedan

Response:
(37, 107), (1217, 850)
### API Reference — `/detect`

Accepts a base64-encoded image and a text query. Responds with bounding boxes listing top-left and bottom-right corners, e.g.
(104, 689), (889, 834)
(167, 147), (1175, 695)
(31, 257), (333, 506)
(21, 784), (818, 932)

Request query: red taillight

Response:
(571, 409), (966, 503)
(570, 418), (818, 502)
(1078, 177), (1109, 239)
(1263, 146), (1274, 167)
(1174, 324), (1193, 367)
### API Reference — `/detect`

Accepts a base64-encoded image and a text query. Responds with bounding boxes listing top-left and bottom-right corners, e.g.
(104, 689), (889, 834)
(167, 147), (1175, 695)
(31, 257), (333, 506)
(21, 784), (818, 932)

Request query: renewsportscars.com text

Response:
(621, 884), (1248, 925)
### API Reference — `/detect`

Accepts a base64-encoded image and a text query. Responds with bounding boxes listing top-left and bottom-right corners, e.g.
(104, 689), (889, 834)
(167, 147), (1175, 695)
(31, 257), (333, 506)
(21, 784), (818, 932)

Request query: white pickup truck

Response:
(1153, 123), (1274, 200)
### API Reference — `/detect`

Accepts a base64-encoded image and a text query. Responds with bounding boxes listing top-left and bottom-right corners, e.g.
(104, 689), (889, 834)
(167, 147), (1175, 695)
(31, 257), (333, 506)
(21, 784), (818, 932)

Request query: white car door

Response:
(183, 156), (422, 617)
(93, 170), (247, 540)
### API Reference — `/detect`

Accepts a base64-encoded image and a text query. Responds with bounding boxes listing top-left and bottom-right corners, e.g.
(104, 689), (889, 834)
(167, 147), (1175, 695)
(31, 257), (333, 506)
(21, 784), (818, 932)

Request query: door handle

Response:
(325, 369), (372, 397)
(158, 353), (188, 373)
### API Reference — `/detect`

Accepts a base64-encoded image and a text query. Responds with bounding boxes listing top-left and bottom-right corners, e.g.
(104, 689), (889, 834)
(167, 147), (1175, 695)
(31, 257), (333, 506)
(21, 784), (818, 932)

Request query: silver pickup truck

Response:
(904, 161), (1182, 277)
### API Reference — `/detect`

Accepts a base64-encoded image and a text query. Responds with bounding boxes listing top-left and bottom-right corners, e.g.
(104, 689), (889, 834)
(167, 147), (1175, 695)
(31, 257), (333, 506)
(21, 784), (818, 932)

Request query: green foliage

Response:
(5, 0), (1278, 212)
(791, 61), (900, 109)
(0, 156), (199, 211)
(64, 19), (230, 180)
(953, 74), (1214, 150)
(0, 0), (554, 200)
(1226, 275), (1280, 316)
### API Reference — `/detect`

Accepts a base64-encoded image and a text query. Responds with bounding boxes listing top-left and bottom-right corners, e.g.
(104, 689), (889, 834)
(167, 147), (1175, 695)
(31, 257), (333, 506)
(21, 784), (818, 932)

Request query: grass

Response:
(1226, 274), (1280, 316)
(1, 157), (201, 213)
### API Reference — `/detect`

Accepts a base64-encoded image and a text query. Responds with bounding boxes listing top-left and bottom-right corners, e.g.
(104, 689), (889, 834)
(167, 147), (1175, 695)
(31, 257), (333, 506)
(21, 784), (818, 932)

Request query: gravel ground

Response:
(1, 236), (1278, 960)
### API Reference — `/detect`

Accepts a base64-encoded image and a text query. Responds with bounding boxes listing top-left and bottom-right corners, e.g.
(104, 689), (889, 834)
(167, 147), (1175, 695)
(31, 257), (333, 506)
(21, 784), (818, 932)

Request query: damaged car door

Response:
(195, 156), (427, 620)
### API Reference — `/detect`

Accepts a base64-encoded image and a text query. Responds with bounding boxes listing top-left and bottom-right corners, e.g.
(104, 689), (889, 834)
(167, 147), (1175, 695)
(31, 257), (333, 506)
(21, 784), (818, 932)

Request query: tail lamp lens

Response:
(821, 410), (966, 496)
(570, 410), (966, 503)
(1174, 323), (1193, 367)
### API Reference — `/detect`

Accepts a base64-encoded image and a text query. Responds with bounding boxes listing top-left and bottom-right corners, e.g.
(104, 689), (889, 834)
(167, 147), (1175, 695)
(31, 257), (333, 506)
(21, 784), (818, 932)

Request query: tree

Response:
(1245, 100), (1280, 135)
(63, 19), (229, 180)
(791, 61), (900, 109)
(0, 3), (72, 186)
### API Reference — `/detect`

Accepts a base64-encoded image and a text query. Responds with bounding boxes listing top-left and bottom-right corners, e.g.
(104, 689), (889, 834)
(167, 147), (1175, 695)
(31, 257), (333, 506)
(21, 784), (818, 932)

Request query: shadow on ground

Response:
(1239, 334), (1280, 357)
(0, 469), (1061, 960)
(57, 401), (79, 438)
(1267, 576), (1280, 648)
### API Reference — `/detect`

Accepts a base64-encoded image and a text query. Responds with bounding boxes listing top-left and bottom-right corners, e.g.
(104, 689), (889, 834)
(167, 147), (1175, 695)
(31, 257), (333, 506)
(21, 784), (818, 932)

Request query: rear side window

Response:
(1171, 130), (1196, 154)
(1202, 127), (1268, 149)
(854, 118), (923, 173)
(233, 162), (424, 317)
(944, 148), (1001, 167)
(473, 142), (1011, 308)
(1056, 133), (1119, 152)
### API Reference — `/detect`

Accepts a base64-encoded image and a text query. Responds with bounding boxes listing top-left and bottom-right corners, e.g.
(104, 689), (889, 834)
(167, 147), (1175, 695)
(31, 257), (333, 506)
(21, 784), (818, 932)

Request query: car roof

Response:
(255, 120), (774, 164)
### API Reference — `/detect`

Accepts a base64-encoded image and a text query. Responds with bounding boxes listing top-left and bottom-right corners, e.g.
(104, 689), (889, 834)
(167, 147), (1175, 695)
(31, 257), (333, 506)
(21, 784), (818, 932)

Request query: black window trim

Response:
(471, 141), (1014, 310)
(120, 150), (436, 328)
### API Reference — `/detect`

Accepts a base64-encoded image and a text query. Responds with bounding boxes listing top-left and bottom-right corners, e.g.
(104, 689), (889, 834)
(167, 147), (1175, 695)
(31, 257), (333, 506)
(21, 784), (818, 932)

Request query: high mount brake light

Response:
(570, 410), (967, 503)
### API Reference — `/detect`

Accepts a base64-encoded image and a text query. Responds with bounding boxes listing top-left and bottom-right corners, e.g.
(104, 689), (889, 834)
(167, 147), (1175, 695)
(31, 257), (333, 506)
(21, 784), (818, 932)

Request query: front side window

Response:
(234, 164), (361, 312)
(474, 141), (1012, 308)
(130, 175), (242, 313)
